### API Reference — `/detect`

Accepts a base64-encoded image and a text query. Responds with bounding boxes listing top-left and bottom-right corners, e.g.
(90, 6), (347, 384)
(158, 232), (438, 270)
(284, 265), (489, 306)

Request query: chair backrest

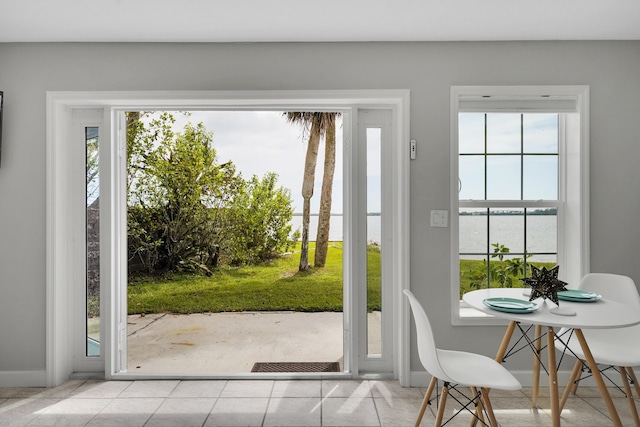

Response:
(404, 289), (448, 380)
(578, 273), (640, 309)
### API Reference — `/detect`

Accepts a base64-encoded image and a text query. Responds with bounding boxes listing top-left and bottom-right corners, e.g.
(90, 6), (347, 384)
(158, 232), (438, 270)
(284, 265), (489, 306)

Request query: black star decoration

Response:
(520, 265), (568, 305)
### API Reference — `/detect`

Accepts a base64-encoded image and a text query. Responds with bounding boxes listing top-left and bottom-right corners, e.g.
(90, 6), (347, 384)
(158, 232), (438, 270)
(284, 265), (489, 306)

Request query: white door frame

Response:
(353, 109), (394, 375)
(45, 90), (411, 386)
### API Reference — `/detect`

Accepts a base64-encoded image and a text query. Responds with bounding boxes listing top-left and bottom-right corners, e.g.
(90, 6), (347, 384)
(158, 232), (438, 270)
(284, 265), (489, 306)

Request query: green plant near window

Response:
(468, 243), (530, 290)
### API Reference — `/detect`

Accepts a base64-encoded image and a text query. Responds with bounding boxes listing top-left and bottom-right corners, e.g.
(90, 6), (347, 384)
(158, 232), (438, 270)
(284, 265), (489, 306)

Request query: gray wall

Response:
(1, 41), (639, 377)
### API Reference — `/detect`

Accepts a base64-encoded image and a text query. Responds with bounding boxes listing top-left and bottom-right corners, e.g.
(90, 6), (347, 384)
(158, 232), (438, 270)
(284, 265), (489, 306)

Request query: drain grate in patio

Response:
(251, 362), (341, 373)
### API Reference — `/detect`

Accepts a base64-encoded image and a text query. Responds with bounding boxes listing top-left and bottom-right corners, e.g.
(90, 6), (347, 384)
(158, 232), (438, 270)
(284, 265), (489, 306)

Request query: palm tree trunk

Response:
(299, 197), (312, 270)
(314, 116), (336, 267)
(299, 117), (321, 271)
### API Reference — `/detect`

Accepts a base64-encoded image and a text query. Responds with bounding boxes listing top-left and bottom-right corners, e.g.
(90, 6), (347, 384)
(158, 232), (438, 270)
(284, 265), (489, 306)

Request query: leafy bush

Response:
(466, 243), (530, 290)
(126, 112), (297, 274)
(226, 172), (297, 265)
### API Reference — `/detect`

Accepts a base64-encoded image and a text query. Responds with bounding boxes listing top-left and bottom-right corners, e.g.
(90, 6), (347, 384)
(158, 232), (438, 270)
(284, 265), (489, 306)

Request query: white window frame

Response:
(450, 86), (590, 326)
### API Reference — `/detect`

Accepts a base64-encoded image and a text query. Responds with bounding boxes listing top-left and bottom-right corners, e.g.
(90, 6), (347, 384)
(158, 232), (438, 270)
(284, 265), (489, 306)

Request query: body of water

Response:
(460, 215), (557, 262)
(291, 214), (556, 262)
(290, 215), (381, 244)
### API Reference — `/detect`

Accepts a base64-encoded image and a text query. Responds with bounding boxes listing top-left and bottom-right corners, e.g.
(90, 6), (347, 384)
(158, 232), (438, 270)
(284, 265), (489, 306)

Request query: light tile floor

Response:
(0, 379), (637, 426)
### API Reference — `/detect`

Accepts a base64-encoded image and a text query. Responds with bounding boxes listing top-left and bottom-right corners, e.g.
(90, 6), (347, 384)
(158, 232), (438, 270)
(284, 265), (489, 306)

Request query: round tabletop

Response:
(463, 288), (640, 329)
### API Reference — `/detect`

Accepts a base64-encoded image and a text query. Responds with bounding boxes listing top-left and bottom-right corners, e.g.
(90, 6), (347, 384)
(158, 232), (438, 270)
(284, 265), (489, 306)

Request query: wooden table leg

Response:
(495, 321), (518, 362)
(574, 328), (623, 427)
(532, 324), (542, 407)
(546, 326), (561, 427)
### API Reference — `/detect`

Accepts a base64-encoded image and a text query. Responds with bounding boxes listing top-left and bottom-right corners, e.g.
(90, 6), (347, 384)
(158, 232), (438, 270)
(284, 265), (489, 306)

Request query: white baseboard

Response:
(1, 368), (634, 389)
(0, 370), (47, 387)
(68, 372), (105, 381)
(409, 369), (606, 388)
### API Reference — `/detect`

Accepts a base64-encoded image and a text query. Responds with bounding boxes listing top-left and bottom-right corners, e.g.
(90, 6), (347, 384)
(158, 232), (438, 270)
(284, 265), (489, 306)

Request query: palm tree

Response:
(314, 112), (339, 267)
(285, 112), (321, 270)
(285, 112), (339, 270)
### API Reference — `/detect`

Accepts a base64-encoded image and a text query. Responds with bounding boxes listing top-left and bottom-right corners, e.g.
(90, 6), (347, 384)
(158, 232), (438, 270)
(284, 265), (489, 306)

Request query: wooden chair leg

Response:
(469, 386), (485, 427)
(628, 367), (640, 399)
(570, 359), (584, 395)
(571, 367), (581, 394)
(424, 376), (437, 405)
(480, 387), (499, 427)
(415, 377), (437, 427)
(560, 359), (583, 411)
(470, 320), (517, 425)
(574, 329), (624, 426)
(434, 384), (450, 427)
(620, 367), (640, 427)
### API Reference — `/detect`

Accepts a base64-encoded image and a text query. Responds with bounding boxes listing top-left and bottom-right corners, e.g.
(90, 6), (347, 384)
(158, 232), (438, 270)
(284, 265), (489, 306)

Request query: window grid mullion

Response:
(520, 114), (524, 200)
(484, 115), (492, 288)
(521, 115), (528, 277)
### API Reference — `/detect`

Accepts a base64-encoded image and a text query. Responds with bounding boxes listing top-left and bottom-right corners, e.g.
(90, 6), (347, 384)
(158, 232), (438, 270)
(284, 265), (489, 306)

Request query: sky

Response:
(168, 111), (345, 214)
(129, 111), (553, 212)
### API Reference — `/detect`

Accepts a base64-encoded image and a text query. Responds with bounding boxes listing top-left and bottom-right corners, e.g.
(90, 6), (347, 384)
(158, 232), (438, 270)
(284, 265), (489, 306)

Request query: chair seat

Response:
(553, 274), (640, 426)
(563, 325), (640, 367)
(404, 289), (522, 426)
(437, 349), (522, 390)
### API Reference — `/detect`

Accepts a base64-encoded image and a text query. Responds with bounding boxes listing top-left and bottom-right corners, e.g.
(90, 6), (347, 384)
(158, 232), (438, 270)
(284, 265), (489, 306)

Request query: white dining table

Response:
(463, 288), (640, 427)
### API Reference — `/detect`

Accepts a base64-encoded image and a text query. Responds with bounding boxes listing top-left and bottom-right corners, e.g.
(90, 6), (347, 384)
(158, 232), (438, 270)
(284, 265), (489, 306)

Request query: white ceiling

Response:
(1, 0), (639, 43)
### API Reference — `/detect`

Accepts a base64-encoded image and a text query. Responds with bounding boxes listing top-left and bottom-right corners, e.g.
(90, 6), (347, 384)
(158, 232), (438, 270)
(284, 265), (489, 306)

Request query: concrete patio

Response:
(126, 312), (381, 374)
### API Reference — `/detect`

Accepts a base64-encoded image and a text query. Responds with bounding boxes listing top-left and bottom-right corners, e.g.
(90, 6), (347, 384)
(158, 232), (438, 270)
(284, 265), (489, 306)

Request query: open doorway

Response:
(46, 90), (410, 386)
(122, 110), (349, 374)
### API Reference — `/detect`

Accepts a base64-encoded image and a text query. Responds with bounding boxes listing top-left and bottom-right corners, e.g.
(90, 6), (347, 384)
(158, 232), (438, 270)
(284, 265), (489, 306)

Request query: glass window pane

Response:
(458, 108), (562, 298)
(524, 114), (558, 153)
(486, 156), (521, 200)
(366, 127), (382, 357)
(459, 208), (488, 255)
(459, 156), (485, 200)
(459, 113), (485, 154)
(487, 114), (521, 153)
(523, 155), (558, 200)
(489, 208), (524, 254)
(86, 126), (100, 357)
(526, 210), (557, 254)
(366, 129), (382, 214)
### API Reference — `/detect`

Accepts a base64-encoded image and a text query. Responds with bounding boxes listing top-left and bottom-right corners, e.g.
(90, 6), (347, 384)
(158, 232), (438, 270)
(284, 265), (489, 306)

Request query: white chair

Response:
(404, 289), (522, 426)
(557, 273), (640, 426)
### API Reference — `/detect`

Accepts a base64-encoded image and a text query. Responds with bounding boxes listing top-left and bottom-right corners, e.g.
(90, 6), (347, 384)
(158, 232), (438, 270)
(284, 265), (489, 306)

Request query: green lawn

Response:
(128, 242), (382, 314)
(129, 246), (551, 314)
(459, 259), (556, 298)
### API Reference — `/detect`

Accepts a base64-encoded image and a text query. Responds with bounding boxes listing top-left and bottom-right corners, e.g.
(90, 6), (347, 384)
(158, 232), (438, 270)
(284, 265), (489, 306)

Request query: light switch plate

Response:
(430, 210), (448, 227)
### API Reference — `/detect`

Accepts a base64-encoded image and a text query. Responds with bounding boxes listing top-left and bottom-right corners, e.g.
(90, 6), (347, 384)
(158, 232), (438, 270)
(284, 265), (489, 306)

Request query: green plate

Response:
(557, 289), (602, 302)
(483, 297), (538, 313)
